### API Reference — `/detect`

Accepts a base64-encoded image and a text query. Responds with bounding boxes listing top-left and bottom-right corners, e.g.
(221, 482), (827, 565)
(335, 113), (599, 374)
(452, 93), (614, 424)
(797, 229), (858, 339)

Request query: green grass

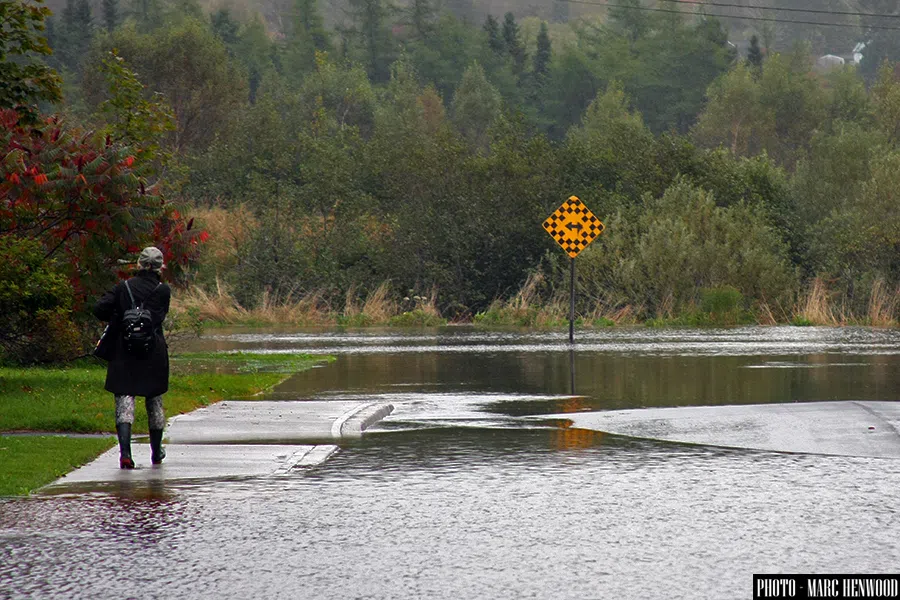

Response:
(0, 353), (332, 496)
(0, 435), (115, 496)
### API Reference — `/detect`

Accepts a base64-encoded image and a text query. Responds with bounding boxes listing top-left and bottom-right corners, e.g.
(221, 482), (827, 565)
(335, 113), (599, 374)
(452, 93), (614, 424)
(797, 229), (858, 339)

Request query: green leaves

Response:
(0, 0), (62, 121)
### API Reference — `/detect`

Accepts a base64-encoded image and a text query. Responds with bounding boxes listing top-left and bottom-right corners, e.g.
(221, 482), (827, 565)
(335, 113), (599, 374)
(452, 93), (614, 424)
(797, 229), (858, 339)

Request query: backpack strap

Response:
(124, 280), (137, 310)
(124, 280), (161, 310)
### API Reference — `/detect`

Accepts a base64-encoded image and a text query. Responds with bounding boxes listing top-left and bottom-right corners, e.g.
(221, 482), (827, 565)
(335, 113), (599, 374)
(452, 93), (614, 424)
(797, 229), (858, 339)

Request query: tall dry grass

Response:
(793, 277), (898, 326)
(342, 282), (399, 325)
(172, 281), (333, 325)
(867, 279), (900, 327)
(476, 273), (639, 327)
(794, 277), (845, 325)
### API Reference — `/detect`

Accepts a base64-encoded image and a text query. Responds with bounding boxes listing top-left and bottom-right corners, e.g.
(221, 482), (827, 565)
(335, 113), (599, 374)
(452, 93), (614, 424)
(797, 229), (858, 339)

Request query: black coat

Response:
(94, 270), (171, 397)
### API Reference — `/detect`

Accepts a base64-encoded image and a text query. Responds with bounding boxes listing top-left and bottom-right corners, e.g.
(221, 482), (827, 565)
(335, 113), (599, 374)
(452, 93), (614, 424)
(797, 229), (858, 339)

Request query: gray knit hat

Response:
(137, 246), (165, 271)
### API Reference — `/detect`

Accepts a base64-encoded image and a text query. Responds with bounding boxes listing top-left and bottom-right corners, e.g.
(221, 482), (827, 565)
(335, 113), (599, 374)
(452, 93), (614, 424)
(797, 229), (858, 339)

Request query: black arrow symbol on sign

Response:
(565, 222), (583, 231)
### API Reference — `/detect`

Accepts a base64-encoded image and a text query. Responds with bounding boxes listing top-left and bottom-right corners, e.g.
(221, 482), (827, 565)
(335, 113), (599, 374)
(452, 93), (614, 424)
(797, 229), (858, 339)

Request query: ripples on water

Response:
(3, 431), (899, 599)
(185, 325), (900, 356)
(2, 327), (900, 599)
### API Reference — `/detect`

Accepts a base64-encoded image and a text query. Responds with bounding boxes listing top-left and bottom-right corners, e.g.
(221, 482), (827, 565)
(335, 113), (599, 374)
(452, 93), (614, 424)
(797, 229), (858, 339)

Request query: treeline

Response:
(2, 0), (900, 362)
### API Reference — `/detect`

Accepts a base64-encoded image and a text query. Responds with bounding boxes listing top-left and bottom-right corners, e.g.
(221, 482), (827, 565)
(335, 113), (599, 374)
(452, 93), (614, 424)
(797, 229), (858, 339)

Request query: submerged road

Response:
(46, 400), (394, 489)
(5, 327), (900, 599)
(555, 400), (900, 458)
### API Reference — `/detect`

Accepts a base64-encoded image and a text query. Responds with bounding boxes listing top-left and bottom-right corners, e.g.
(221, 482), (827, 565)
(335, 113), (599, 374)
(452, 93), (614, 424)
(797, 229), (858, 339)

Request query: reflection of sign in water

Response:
(552, 425), (604, 450)
(543, 196), (604, 258)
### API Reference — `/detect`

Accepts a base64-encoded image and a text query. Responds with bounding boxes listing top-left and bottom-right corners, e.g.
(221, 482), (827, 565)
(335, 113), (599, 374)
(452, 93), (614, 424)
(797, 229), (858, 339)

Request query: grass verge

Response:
(0, 436), (115, 497)
(0, 353), (331, 496)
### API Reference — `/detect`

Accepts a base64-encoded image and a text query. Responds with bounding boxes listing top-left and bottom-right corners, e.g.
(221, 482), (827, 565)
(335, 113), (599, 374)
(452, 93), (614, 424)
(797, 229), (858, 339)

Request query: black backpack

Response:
(121, 280), (161, 358)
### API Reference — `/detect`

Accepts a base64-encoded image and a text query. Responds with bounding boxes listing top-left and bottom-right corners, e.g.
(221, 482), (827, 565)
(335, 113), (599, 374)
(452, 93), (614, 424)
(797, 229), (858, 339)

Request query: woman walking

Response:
(94, 246), (171, 469)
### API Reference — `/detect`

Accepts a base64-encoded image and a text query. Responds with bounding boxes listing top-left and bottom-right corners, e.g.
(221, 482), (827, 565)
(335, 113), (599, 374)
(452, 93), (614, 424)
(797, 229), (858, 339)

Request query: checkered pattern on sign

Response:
(542, 196), (605, 258)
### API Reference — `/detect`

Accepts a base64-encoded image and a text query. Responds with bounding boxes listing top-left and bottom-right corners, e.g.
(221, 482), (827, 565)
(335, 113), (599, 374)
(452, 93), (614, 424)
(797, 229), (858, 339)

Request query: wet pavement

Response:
(3, 326), (900, 599)
(46, 400), (393, 489)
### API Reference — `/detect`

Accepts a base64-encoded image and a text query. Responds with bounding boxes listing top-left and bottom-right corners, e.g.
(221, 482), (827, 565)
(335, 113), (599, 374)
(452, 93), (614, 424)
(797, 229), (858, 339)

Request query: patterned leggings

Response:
(115, 395), (165, 430)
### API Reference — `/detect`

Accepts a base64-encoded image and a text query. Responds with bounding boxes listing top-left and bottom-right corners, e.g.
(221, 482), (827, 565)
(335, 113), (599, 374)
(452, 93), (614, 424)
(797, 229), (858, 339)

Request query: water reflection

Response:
(269, 347), (899, 411)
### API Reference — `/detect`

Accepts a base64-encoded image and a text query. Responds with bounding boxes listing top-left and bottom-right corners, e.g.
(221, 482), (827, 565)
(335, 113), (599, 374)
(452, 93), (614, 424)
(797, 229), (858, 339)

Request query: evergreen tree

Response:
(211, 8), (239, 47)
(344, 0), (394, 83)
(608, 0), (650, 43)
(533, 21), (551, 80)
(294, 0), (330, 50)
(284, 0), (331, 79)
(132, 0), (164, 30)
(501, 12), (525, 72)
(483, 15), (503, 55)
(57, 0), (93, 73)
(102, 0), (119, 32)
(406, 0), (436, 40)
(747, 35), (763, 71)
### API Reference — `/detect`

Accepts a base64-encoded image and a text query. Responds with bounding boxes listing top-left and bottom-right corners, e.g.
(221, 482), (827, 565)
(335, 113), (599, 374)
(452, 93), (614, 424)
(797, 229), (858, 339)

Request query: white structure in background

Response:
(852, 42), (866, 65)
(815, 54), (846, 72)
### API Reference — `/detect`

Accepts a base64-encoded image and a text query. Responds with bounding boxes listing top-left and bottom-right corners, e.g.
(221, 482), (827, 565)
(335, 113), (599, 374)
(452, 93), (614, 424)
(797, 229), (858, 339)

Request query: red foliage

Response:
(0, 109), (207, 307)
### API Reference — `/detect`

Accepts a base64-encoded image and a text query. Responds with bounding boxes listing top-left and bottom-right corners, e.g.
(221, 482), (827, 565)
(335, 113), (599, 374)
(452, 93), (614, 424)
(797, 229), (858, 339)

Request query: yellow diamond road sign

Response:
(543, 196), (605, 258)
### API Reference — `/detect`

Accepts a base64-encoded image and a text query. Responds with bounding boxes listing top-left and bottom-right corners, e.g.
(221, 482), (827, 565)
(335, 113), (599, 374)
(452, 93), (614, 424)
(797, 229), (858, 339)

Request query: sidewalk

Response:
(44, 399), (393, 491)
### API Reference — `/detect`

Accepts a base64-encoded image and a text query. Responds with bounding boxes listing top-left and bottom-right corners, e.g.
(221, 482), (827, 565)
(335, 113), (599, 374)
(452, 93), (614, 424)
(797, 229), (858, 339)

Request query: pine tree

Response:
(293, 0), (330, 50)
(102, 0), (118, 32)
(285, 0), (331, 78)
(58, 0), (93, 73)
(345, 0), (394, 83)
(483, 15), (503, 55)
(533, 21), (551, 80)
(501, 12), (525, 72)
(211, 8), (239, 46)
(747, 35), (763, 71)
(406, 0), (435, 40)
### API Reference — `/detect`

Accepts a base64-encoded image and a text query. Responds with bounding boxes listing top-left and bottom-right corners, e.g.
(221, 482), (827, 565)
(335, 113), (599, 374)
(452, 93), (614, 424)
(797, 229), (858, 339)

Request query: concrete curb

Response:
(331, 402), (394, 438)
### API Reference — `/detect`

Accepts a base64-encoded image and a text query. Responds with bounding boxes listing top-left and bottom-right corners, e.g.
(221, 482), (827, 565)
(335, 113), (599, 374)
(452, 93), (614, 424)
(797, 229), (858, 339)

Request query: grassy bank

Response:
(0, 353), (332, 496)
(172, 278), (898, 329)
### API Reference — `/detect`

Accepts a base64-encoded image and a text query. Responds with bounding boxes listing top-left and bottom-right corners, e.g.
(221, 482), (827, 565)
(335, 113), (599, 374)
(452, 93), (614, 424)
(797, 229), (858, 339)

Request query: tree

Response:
(102, 0), (118, 32)
(405, 0), (436, 41)
(342, 0), (395, 83)
(54, 0), (94, 74)
(451, 61), (501, 149)
(132, 0), (164, 31)
(483, 14), (503, 55)
(0, 109), (204, 306)
(0, 236), (81, 363)
(692, 62), (769, 156)
(533, 22), (551, 81)
(747, 35), (763, 71)
(0, 0), (62, 121)
(501, 12), (525, 73)
(284, 0), (331, 78)
(210, 7), (239, 47)
(870, 61), (900, 145)
(96, 50), (176, 182)
(83, 20), (247, 152)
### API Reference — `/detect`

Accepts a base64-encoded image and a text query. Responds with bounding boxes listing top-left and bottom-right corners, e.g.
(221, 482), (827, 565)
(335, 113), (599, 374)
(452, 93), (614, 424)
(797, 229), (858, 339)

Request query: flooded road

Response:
(3, 326), (900, 599)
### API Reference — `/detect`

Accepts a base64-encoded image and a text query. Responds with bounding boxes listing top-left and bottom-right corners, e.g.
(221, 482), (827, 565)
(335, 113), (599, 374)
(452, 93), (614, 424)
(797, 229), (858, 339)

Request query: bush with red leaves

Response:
(0, 109), (206, 315)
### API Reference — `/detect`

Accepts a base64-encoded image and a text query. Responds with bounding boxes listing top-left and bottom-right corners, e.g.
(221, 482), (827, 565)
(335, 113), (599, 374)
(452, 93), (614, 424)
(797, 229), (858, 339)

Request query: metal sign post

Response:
(569, 257), (575, 344)
(542, 195), (604, 344)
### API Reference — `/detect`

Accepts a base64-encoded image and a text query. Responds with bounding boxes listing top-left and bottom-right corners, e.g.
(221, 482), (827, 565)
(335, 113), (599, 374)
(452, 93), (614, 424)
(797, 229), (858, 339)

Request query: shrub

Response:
(0, 237), (81, 363)
(389, 309), (447, 327)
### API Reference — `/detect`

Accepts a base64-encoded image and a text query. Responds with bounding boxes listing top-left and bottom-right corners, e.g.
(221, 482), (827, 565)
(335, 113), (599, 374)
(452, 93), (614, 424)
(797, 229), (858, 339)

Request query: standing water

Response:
(2, 326), (899, 599)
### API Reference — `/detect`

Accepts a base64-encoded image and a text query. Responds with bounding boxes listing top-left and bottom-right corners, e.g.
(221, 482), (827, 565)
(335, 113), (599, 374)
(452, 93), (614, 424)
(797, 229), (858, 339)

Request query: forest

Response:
(2, 0), (900, 362)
